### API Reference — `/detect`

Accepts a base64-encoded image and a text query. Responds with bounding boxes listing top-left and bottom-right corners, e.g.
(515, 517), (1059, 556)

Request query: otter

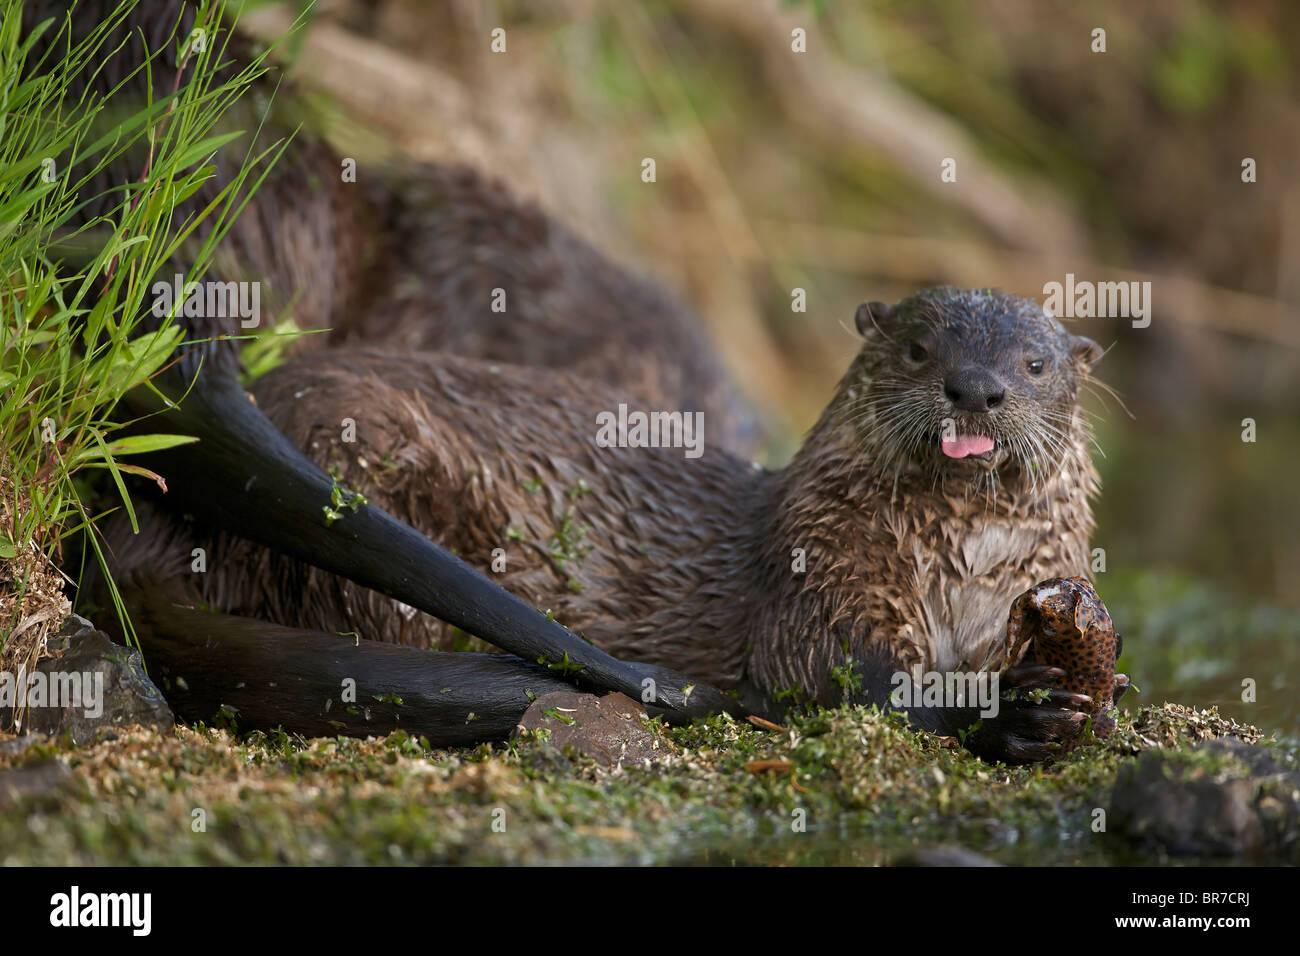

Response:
(37, 2), (1115, 760)
(109, 287), (1113, 763)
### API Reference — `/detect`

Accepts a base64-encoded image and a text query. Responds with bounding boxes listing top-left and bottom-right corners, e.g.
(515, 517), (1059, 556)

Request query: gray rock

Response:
(513, 691), (671, 768)
(0, 759), (75, 811)
(1, 614), (173, 744)
(891, 845), (1004, 867)
(0, 735), (42, 757)
(1109, 738), (1300, 859)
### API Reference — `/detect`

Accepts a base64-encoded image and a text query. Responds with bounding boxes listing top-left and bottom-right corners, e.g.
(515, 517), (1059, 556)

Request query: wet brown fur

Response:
(110, 289), (1101, 714)
(65, 3), (1101, 718)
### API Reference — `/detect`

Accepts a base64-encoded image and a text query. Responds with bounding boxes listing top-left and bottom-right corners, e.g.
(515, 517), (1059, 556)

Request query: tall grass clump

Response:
(0, 0), (287, 722)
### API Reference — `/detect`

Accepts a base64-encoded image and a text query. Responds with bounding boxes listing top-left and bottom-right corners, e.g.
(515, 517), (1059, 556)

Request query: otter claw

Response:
(1112, 672), (1131, 705)
(1001, 664), (1067, 689)
(1026, 688), (1091, 710)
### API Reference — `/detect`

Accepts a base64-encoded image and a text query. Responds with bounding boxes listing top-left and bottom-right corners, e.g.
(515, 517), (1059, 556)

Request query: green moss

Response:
(542, 708), (577, 726)
(547, 511), (591, 574)
(322, 465), (369, 527)
(566, 479), (593, 499)
(0, 702), (1280, 865)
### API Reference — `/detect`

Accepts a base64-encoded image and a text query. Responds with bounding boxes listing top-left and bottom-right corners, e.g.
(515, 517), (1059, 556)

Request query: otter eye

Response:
(908, 342), (928, 362)
(1027, 359), (1045, 375)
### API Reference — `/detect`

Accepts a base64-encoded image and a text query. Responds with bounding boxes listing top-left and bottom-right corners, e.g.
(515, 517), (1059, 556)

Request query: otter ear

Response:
(1071, 335), (1103, 370)
(854, 301), (893, 336)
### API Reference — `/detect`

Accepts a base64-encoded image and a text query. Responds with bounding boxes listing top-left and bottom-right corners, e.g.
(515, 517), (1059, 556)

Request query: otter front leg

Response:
(851, 644), (1091, 765)
(123, 369), (734, 723)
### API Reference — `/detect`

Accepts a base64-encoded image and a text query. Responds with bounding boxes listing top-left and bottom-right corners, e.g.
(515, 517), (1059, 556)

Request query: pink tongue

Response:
(941, 434), (995, 459)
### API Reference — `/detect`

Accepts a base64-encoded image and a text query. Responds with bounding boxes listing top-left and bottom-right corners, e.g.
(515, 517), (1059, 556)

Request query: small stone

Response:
(1109, 738), (1299, 859)
(1, 614), (173, 745)
(0, 760), (75, 811)
(0, 735), (42, 757)
(513, 691), (670, 768)
(891, 845), (1003, 867)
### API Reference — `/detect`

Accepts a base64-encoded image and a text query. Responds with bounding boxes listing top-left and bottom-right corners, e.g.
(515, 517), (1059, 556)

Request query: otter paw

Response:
(963, 691), (1089, 765)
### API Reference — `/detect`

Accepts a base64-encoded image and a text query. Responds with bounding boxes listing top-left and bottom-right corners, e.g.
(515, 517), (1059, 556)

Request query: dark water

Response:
(1091, 418), (1300, 740)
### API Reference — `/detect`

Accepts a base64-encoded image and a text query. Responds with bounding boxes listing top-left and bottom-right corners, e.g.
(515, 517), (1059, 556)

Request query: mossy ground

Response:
(0, 702), (1279, 866)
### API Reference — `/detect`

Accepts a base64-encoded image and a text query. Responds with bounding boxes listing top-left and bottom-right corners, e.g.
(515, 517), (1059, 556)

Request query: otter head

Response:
(850, 286), (1102, 488)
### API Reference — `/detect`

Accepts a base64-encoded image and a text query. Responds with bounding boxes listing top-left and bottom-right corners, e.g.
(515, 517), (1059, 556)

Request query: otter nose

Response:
(944, 367), (1006, 412)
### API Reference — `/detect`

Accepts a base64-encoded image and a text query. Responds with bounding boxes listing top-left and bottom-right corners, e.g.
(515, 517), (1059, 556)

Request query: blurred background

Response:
(238, 0), (1298, 734)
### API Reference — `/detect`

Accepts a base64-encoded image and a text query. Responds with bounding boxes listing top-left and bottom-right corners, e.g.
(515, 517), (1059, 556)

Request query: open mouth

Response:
(929, 430), (1006, 470)
(910, 427), (1009, 472)
(941, 433), (996, 461)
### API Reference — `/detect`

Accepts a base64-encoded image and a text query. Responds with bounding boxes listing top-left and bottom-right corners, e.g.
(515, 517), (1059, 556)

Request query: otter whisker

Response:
(1081, 374), (1134, 420)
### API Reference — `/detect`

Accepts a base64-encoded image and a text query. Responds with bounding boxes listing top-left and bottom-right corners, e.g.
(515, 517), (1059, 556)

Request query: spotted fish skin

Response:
(1006, 576), (1120, 740)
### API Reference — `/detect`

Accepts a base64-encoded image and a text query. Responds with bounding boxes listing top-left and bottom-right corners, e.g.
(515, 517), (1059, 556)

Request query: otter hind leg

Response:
(126, 582), (594, 744)
(122, 369), (735, 727)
